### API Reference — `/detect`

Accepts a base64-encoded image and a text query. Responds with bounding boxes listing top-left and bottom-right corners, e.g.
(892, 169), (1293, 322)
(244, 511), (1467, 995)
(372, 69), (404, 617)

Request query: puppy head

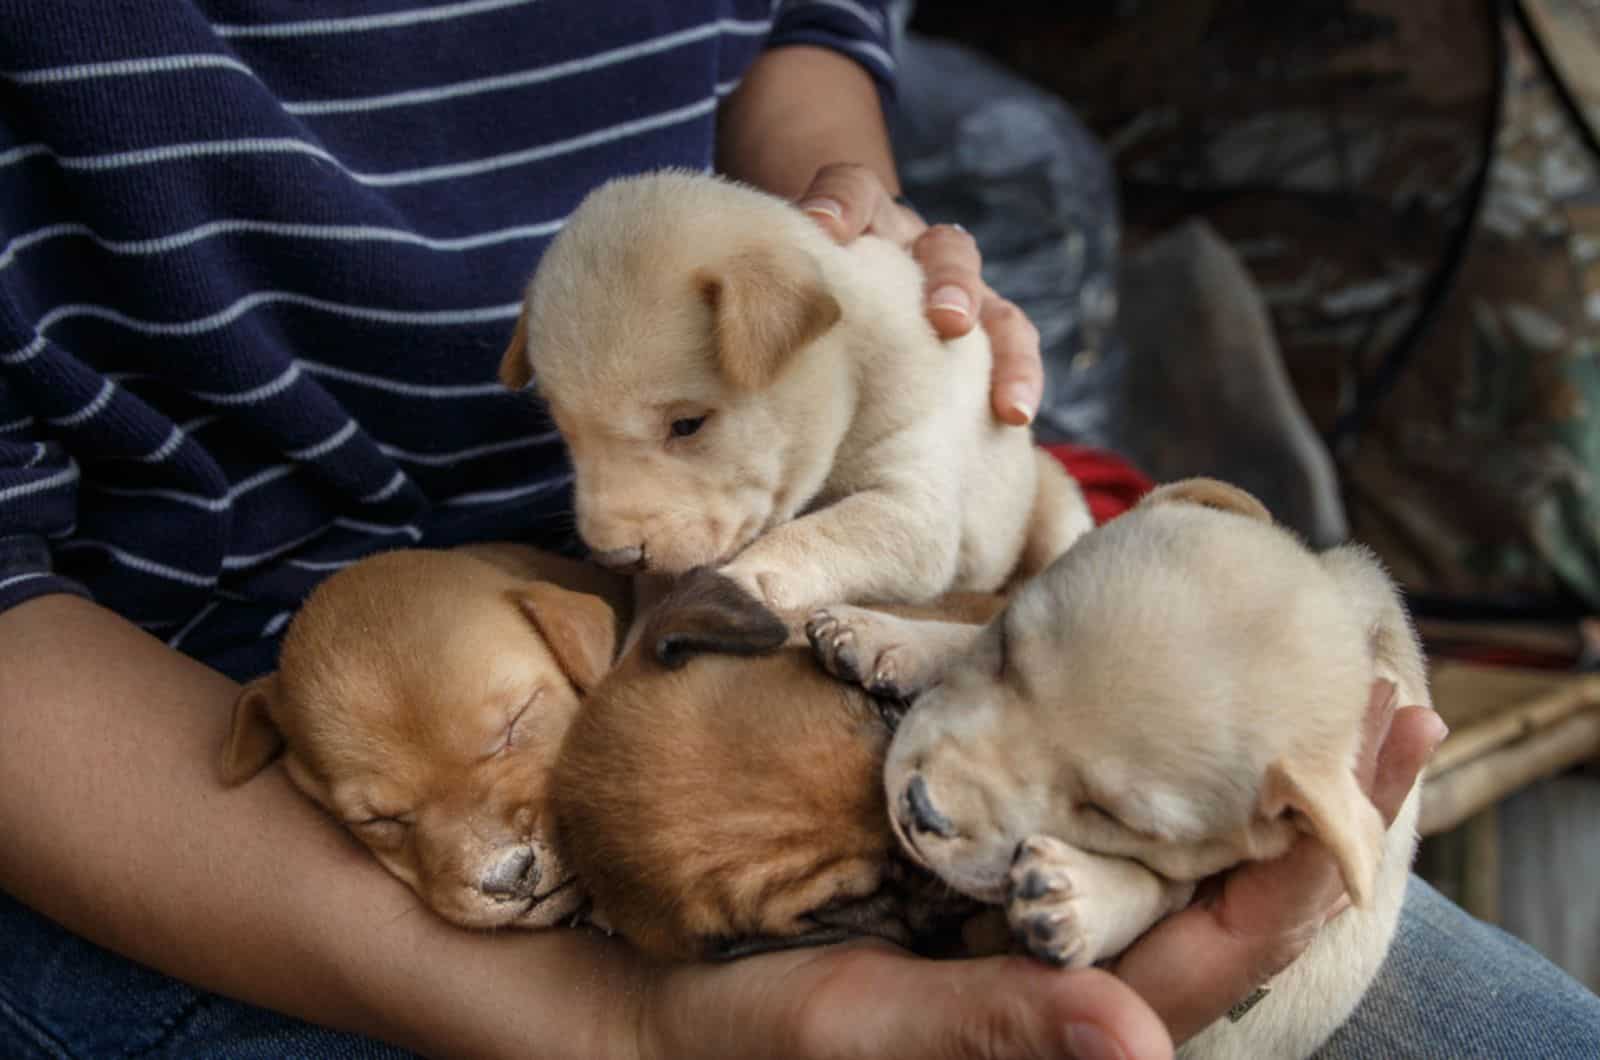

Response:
(501, 171), (844, 576)
(885, 486), (1386, 906)
(220, 549), (618, 929)
(553, 569), (908, 961)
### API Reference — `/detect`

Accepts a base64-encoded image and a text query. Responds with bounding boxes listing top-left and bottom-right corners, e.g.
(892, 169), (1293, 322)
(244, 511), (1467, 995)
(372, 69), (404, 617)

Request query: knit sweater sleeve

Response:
(767, 0), (898, 98)
(0, 324), (90, 614)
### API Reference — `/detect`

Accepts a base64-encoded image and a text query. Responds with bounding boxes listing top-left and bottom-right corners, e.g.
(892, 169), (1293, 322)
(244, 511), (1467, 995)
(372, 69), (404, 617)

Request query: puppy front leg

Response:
(805, 606), (981, 700)
(1007, 836), (1195, 969)
(721, 488), (956, 614)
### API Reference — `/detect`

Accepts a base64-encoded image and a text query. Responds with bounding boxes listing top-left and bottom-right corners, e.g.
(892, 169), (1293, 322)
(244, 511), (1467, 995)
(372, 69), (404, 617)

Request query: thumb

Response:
(766, 946), (1173, 1060)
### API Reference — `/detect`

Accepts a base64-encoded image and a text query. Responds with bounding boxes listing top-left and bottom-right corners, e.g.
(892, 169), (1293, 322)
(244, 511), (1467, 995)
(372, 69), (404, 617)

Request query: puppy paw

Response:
(805, 606), (922, 699)
(1006, 836), (1100, 969)
(721, 561), (804, 615)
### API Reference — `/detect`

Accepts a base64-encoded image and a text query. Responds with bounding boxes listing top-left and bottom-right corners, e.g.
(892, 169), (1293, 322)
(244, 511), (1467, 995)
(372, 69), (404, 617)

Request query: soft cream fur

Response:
(218, 544), (629, 930)
(809, 478), (1429, 1059)
(498, 170), (1087, 615)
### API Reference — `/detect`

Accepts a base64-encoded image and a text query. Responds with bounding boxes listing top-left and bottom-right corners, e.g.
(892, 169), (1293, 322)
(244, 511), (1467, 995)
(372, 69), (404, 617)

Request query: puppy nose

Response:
(479, 845), (540, 899)
(904, 774), (957, 839)
(591, 545), (645, 571)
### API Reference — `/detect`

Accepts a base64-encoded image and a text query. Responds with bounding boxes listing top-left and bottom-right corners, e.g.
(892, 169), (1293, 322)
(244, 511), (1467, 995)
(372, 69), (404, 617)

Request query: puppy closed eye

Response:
(494, 690), (544, 756)
(351, 815), (412, 846)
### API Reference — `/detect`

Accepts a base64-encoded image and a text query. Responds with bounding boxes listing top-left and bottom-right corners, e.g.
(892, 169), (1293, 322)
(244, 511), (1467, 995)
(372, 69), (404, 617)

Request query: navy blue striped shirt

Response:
(0, 0), (894, 679)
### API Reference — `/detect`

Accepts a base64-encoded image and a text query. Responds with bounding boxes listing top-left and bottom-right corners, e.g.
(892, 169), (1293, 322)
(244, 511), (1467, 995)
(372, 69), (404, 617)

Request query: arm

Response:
(0, 592), (641, 1059)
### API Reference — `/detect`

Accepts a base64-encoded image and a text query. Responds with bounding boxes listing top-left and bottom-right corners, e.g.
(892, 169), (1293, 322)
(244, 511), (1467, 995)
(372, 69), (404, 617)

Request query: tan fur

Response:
(816, 478), (1430, 1058)
(218, 545), (630, 930)
(550, 571), (1006, 961)
(500, 169), (1090, 613)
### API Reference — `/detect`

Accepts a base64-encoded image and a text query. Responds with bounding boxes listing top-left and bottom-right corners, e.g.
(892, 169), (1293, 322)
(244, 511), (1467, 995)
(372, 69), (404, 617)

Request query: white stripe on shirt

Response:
(285, 18), (770, 115)
(0, 463), (78, 504)
(33, 293), (519, 343)
(1, 96), (717, 188)
(211, 0), (541, 39)
(1, 217), (567, 273)
(5, 53), (255, 85)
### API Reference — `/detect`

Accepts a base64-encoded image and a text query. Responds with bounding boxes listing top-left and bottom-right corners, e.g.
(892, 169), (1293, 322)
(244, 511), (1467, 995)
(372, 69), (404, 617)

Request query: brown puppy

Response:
(219, 543), (628, 930)
(551, 570), (1001, 961)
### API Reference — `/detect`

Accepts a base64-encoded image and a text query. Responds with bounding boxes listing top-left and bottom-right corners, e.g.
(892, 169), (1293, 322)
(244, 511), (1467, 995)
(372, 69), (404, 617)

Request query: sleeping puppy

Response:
(497, 169), (1088, 616)
(549, 569), (1004, 962)
(218, 544), (628, 930)
(808, 477), (1429, 1059)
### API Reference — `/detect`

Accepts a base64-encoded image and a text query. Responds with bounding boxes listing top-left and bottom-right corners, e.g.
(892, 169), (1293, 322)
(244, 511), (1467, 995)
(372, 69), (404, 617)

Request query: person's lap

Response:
(2, 876), (1595, 1059)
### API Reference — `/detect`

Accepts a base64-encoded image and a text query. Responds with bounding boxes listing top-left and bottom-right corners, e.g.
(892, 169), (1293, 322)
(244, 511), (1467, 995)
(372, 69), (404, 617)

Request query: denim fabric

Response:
(4, 876), (1597, 1058)
(0, 891), (415, 1060)
(1318, 876), (1600, 1058)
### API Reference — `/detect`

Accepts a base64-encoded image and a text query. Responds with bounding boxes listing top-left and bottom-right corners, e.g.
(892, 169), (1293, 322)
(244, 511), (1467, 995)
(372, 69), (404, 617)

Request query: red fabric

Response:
(1042, 443), (1155, 526)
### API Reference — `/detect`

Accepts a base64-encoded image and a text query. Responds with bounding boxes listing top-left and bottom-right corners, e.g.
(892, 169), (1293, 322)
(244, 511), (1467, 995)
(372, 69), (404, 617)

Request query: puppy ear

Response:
(514, 582), (617, 695)
(497, 302), (533, 390)
(647, 568), (789, 669)
(1140, 477), (1272, 523)
(698, 245), (841, 390)
(1258, 757), (1386, 907)
(220, 675), (286, 786)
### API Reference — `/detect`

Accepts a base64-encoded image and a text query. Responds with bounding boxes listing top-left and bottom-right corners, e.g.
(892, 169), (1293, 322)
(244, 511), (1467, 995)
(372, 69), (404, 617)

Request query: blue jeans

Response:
(2, 877), (1597, 1058)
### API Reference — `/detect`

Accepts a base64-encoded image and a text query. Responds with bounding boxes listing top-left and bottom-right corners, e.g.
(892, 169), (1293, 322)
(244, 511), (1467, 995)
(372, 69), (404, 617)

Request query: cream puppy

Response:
(498, 170), (1087, 615)
(808, 478), (1429, 1059)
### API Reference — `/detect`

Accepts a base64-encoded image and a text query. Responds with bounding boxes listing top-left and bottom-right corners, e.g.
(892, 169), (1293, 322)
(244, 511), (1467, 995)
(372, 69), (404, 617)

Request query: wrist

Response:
(715, 44), (899, 200)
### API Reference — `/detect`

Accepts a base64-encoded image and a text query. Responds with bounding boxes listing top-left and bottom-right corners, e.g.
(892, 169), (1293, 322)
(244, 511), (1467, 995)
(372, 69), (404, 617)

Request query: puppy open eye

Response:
(669, 415), (707, 439)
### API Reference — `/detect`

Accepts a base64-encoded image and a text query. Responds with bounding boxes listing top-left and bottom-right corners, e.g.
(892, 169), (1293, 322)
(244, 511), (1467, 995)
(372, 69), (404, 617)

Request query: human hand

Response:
(1108, 680), (1448, 1045)
(797, 162), (1044, 427)
(636, 935), (1175, 1060)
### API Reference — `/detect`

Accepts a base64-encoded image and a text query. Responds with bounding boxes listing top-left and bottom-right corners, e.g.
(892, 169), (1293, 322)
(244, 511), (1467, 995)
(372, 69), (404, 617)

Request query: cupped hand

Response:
(635, 937), (1174, 1060)
(796, 162), (1044, 427)
(1110, 681), (1448, 1045)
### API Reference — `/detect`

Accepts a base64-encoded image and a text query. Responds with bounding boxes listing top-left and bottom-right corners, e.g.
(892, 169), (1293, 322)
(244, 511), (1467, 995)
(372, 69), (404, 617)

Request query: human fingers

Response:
(911, 222), (984, 339)
(796, 162), (921, 246)
(640, 941), (1174, 1060)
(1112, 694), (1448, 1044)
(978, 294), (1045, 426)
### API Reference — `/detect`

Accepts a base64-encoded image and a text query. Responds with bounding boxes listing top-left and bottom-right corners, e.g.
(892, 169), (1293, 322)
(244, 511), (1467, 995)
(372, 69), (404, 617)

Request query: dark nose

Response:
(479, 845), (540, 899)
(904, 774), (957, 838)
(591, 545), (645, 571)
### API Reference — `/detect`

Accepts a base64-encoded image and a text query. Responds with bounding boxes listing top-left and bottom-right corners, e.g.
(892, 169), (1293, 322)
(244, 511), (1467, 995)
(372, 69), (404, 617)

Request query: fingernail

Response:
(798, 197), (843, 223)
(1425, 713), (1450, 754)
(1323, 894), (1353, 924)
(928, 284), (972, 320)
(1064, 1022), (1127, 1060)
(999, 384), (1035, 426)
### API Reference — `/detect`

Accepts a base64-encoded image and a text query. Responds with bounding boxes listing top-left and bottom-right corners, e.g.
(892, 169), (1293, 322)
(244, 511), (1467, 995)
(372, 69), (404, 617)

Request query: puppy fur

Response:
(498, 170), (1088, 615)
(219, 544), (629, 930)
(550, 569), (1004, 962)
(812, 478), (1429, 1058)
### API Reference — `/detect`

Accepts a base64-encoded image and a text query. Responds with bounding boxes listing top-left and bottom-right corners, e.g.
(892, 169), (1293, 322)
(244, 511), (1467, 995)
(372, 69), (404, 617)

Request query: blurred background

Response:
(887, 0), (1600, 991)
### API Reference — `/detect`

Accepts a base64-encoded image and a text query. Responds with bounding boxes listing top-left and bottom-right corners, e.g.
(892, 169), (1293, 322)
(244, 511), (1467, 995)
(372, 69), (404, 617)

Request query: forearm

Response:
(0, 593), (637, 1059)
(715, 44), (899, 200)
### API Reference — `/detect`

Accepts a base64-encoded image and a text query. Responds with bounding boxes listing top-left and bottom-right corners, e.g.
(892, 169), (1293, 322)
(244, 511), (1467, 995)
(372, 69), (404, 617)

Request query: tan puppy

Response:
(809, 478), (1429, 1059)
(549, 569), (1003, 962)
(498, 170), (1088, 615)
(219, 544), (628, 930)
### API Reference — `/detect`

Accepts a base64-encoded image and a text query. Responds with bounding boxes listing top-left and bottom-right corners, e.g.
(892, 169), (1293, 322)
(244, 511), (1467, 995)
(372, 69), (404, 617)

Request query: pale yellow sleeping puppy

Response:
(497, 169), (1088, 615)
(808, 478), (1430, 1059)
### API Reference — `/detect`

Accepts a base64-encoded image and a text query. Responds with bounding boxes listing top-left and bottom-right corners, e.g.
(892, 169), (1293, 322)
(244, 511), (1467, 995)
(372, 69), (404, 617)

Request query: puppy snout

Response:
(479, 845), (540, 899)
(590, 544), (646, 572)
(904, 774), (957, 839)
